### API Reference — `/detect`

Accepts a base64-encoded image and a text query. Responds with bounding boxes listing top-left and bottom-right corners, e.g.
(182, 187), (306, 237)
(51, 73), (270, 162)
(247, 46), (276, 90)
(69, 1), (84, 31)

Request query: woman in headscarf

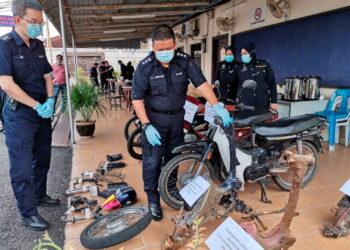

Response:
(214, 45), (241, 100)
(237, 43), (277, 111)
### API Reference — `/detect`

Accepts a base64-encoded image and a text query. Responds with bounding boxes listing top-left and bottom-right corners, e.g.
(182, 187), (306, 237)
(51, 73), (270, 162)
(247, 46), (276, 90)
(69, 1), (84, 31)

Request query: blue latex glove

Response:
(40, 98), (55, 118)
(33, 102), (44, 116)
(213, 103), (233, 127)
(145, 125), (162, 146)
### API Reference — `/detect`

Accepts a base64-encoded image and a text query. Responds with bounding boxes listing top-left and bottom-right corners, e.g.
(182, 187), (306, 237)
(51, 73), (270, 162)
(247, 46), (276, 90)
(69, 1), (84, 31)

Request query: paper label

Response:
(184, 100), (199, 123)
(204, 102), (224, 124)
(179, 176), (210, 207)
(340, 179), (350, 196)
(206, 217), (263, 250)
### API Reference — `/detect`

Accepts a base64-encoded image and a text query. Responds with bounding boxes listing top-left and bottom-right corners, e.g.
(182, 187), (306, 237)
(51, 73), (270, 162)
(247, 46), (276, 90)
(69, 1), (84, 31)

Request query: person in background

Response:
(214, 45), (241, 100)
(99, 61), (109, 91)
(90, 63), (99, 86)
(132, 24), (232, 221)
(105, 60), (115, 90)
(0, 0), (59, 231)
(118, 60), (127, 80)
(51, 54), (67, 113)
(237, 43), (278, 111)
(125, 61), (135, 81)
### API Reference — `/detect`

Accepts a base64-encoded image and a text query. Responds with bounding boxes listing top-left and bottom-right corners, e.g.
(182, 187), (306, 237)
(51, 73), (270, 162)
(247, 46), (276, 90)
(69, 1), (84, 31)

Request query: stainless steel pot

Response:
(284, 76), (304, 101)
(304, 76), (321, 100)
(284, 76), (293, 100)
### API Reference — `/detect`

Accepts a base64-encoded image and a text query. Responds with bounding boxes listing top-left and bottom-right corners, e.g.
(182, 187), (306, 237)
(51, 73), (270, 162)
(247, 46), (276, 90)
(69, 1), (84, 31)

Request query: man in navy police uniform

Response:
(0, 0), (59, 231)
(132, 25), (232, 221)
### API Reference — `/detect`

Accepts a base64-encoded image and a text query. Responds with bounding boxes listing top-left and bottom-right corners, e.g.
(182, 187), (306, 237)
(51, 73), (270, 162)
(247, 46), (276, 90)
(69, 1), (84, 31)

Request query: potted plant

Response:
(70, 82), (107, 137)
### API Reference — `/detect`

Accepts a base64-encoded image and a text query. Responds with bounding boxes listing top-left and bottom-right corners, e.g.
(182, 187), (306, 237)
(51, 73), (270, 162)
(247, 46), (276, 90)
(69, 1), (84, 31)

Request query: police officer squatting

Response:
(132, 25), (233, 221)
(0, 0), (59, 231)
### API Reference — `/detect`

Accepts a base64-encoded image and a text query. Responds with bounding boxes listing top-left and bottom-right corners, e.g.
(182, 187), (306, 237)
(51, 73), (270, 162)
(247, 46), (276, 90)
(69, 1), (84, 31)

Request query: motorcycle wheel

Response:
(158, 153), (215, 210)
(272, 141), (318, 191)
(80, 206), (152, 249)
(127, 128), (142, 160)
(124, 116), (139, 141)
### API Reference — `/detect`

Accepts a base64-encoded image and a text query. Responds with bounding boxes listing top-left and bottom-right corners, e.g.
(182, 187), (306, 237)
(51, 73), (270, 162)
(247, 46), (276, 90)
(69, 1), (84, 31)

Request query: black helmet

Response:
(115, 186), (137, 207)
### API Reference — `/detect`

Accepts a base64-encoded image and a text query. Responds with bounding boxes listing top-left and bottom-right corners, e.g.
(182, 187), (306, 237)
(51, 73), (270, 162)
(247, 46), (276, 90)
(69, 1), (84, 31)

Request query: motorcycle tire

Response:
(272, 141), (319, 191)
(124, 116), (139, 141)
(127, 128), (143, 160)
(159, 153), (215, 210)
(80, 205), (152, 249)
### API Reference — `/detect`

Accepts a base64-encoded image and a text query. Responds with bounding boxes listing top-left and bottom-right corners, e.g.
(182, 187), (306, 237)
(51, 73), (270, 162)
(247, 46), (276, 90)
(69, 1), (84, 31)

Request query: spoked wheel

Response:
(272, 141), (319, 191)
(159, 153), (214, 210)
(80, 206), (152, 249)
(127, 128), (142, 160)
(124, 116), (139, 141)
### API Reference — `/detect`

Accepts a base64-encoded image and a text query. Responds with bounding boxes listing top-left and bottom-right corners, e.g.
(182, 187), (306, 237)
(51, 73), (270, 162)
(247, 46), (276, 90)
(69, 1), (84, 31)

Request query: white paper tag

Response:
(206, 217), (263, 250)
(179, 176), (210, 207)
(204, 102), (224, 124)
(340, 179), (350, 196)
(184, 100), (199, 123)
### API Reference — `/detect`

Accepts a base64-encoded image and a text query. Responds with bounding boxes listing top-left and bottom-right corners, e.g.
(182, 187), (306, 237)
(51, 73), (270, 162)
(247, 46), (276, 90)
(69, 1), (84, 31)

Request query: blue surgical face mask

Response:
(155, 50), (175, 63)
(225, 55), (234, 63)
(23, 22), (43, 39)
(242, 54), (252, 64)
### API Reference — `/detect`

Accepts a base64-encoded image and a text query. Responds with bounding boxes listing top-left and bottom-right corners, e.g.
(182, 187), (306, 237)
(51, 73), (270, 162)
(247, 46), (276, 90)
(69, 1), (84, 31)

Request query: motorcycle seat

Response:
(251, 114), (324, 137)
(234, 111), (274, 127)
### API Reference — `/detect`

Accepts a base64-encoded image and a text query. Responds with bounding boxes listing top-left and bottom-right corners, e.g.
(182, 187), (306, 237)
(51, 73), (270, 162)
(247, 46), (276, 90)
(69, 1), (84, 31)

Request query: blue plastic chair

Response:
(316, 89), (350, 151)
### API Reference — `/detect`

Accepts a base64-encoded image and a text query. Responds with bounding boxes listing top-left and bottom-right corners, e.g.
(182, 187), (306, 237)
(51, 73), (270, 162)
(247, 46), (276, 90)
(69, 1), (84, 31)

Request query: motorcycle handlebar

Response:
(235, 103), (255, 111)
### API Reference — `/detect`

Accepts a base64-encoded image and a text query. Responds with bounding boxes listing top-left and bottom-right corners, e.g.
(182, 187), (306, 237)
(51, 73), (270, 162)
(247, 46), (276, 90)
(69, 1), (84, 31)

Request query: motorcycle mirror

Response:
(242, 79), (257, 89)
(214, 80), (220, 88)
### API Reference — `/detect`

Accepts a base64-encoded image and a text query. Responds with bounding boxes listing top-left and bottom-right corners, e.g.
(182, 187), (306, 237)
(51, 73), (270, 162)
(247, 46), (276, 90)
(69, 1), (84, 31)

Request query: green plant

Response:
(76, 67), (90, 85)
(114, 71), (120, 80)
(33, 231), (62, 250)
(185, 217), (207, 250)
(70, 83), (108, 122)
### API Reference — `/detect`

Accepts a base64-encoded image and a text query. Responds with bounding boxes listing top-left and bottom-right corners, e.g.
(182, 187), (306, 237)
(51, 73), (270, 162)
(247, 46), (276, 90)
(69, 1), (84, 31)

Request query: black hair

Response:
(12, 0), (43, 18)
(118, 60), (122, 64)
(151, 24), (175, 43)
(93, 63), (98, 66)
(101, 61), (105, 64)
(56, 54), (63, 58)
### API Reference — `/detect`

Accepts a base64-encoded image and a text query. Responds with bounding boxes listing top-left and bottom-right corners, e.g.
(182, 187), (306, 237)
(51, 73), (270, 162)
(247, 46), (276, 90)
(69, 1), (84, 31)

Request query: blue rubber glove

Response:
(40, 98), (55, 118)
(145, 125), (162, 146)
(33, 102), (44, 116)
(213, 103), (233, 127)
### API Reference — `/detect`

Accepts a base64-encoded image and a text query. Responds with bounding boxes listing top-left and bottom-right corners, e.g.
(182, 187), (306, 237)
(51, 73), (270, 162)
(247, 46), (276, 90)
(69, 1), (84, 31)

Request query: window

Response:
(190, 43), (202, 68)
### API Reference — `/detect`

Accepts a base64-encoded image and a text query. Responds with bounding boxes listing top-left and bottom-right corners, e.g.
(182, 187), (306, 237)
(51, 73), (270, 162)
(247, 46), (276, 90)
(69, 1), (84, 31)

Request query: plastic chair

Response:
(316, 89), (350, 151)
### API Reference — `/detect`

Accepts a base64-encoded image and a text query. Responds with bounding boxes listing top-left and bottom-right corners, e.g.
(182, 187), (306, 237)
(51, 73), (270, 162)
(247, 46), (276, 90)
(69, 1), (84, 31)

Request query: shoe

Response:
(22, 215), (49, 231)
(36, 195), (60, 207)
(149, 203), (163, 221)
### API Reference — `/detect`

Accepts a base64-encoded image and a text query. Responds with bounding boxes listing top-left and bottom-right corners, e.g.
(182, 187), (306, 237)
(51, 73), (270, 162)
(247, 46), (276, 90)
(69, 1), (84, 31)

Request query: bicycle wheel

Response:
(127, 128), (143, 160)
(80, 205), (152, 249)
(124, 116), (139, 141)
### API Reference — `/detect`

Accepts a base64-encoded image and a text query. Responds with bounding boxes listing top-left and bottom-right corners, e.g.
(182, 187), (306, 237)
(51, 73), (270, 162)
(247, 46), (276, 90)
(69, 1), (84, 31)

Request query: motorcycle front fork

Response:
(296, 134), (303, 154)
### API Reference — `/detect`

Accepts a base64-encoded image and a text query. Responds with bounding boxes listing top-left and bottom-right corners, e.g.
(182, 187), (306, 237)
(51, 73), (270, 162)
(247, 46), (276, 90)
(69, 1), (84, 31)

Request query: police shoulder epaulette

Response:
(0, 34), (12, 42)
(176, 51), (189, 60)
(140, 55), (154, 66)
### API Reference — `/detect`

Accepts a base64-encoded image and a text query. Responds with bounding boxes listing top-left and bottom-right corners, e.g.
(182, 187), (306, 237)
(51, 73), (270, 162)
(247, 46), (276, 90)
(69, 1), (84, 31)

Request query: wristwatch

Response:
(142, 122), (151, 131)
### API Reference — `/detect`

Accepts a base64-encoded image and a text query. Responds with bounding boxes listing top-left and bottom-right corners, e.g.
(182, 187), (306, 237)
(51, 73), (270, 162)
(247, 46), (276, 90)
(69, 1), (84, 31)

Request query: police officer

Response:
(214, 45), (241, 100)
(0, 0), (59, 231)
(132, 25), (232, 221)
(237, 43), (278, 111)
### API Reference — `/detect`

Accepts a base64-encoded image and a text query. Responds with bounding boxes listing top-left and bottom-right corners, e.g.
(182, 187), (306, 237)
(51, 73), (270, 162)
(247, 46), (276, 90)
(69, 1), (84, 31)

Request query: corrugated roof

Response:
(39, 0), (225, 49)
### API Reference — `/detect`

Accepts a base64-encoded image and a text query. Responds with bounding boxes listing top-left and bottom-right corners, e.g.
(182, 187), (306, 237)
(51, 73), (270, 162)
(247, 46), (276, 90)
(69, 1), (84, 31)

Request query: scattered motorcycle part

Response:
(107, 162), (126, 169)
(107, 182), (129, 190)
(106, 153), (123, 162)
(81, 171), (95, 178)
(73, 177), (99, 188)
(102, 186), (137, 210)
(66, 184), (98, 197)
(80, 206), (152, 249)
(323, 195), (350, 238)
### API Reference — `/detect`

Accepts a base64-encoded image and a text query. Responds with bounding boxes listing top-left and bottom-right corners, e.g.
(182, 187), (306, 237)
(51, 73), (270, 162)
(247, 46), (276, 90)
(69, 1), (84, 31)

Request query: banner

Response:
(0, 15), (15, 27)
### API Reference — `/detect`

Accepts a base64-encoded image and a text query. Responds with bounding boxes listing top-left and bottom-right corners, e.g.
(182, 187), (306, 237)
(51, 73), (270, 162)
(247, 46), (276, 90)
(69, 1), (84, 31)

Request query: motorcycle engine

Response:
(244, 164), (271, 182)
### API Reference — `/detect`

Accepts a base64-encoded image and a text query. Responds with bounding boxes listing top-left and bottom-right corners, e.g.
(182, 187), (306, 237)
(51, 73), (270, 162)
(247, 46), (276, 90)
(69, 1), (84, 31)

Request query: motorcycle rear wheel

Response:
(272, 141), (318, 191)
(127, 128), (143, 160)
(124, 116), (139, 141)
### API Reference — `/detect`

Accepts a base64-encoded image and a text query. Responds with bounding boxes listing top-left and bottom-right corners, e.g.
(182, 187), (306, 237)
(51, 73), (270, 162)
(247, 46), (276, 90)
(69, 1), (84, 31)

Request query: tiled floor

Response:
(64, 104), (350, 250)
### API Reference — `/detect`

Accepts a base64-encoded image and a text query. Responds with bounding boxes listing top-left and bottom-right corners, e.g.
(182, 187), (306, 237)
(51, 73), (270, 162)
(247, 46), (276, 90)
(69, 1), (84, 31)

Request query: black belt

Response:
(149, 108), (183, 115)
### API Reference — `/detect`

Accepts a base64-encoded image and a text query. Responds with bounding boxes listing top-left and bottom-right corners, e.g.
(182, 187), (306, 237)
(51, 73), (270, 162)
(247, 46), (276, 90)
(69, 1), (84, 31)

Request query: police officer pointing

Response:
(0, 0), (59, 231)
(132, 25), (232, 221)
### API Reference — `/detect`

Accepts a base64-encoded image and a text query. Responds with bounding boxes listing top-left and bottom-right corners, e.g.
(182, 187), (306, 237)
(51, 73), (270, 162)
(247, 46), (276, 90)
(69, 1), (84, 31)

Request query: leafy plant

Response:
(33, 231), (62, 250)
(76, 67), (90, 85)
(114, 71), (120, 80)
(70, 83), (107, 122)
(185, 217), (207, 250)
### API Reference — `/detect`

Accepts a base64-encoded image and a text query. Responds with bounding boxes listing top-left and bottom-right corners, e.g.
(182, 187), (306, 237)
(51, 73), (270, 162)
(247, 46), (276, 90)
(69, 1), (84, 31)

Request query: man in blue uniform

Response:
(132, 25), (232, 221)
(0, 0), (59, 231)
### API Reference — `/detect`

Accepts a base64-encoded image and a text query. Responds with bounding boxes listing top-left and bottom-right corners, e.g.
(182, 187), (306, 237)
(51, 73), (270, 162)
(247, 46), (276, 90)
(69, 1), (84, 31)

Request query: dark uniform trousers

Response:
(4, 103), (51, 217)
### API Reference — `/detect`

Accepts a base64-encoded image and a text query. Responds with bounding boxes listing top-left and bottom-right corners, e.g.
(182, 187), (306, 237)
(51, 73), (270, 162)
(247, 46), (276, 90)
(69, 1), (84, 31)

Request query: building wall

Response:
(173, 0), (350, 97)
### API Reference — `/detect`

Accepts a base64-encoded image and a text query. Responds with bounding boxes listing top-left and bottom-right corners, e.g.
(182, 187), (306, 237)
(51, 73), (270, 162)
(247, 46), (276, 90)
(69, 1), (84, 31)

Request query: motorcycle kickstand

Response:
(258, 179), (272, 204)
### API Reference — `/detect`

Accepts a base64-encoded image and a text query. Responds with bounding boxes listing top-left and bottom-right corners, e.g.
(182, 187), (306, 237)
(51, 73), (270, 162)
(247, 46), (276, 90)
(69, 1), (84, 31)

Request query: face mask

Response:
(225, 55), (234, 63)
(22, 22), (43, 39)
(56, 61), (62, 65)
(156, 50), (175, 63)
(242, 54), (252, 64)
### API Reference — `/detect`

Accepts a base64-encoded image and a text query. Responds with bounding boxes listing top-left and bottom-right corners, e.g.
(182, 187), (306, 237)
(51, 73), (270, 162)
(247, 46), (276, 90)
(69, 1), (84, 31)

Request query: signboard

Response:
(0, 15), (15, 27)
(179, 176), (210, 207)
(206, 217), (263, 250)
(340, 179), (350, 196)
(250, 6), (266, 25)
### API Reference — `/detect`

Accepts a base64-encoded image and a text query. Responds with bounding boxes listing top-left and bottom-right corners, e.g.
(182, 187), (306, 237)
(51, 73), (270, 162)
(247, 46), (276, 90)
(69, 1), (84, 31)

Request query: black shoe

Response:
(149, 203), (163, 221)
(36, 195), (60, 207)
(22, 215), (49, 231)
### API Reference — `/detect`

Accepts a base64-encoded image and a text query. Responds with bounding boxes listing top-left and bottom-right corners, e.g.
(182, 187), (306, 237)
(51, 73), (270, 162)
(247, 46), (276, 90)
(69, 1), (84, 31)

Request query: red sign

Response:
(0, 15), (15, 27)
(254, 8), (262, 21)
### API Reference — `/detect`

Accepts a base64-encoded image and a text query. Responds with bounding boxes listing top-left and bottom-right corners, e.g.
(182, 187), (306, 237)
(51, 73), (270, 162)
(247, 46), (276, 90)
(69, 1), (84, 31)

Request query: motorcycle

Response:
(158, 80), (326, 210)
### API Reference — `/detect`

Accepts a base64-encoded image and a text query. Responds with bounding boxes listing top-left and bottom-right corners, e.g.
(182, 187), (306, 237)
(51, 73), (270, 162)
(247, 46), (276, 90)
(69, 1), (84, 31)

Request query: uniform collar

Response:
(11, 29), (39, 49)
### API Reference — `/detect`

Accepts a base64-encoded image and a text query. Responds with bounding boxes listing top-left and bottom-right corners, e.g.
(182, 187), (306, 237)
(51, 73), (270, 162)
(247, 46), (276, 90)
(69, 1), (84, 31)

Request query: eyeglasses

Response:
(21, 18), (46, 26)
